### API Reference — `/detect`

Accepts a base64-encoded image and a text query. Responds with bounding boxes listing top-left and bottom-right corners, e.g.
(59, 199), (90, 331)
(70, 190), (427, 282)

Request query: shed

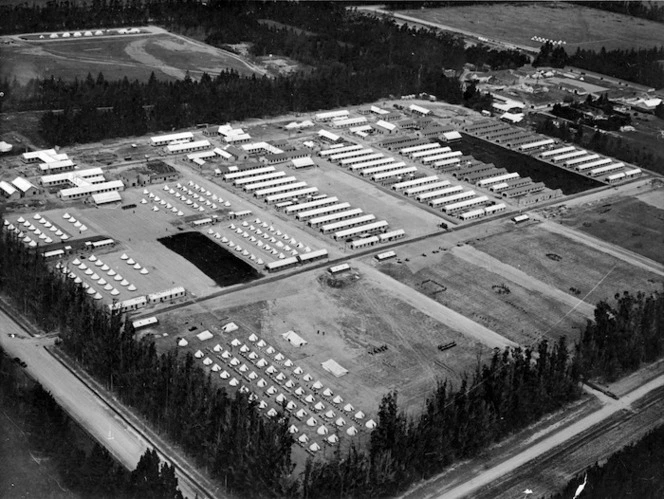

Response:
(282, 330), (307, 347)
(197, 330), (214, 341)
(92, 191), (122, 205)
(321, 359), (348, 378)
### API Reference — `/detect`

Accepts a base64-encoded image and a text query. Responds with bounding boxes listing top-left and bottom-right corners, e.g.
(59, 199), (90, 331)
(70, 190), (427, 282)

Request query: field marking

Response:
(354, 260), (517, 350)
(540, 220), (664, 278)
(450, 245), (596, 320)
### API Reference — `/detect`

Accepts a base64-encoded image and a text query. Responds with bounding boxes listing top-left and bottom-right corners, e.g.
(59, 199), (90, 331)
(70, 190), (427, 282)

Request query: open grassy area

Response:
(399, 3), (664, 52)
(473, 224), (663, 305)
(557, 196), (664, 265)
(379, 251), (588, 346)
(0, 31), (262, 84)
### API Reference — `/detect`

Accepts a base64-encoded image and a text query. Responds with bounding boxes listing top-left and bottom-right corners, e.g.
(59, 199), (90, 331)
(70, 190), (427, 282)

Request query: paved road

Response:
(0, 310), (217, 499)
(403, 372), (664, 499)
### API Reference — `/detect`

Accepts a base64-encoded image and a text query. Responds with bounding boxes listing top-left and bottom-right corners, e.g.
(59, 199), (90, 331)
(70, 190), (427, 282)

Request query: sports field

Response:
(1, 28), (264, 84)
(398, 3), (664, 52)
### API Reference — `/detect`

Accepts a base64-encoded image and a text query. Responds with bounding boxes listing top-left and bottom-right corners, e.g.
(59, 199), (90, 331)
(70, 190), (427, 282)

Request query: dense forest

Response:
(552, 423), (664, 498)
(535, 117), (664, 175)
(533, 42), (664, 89)
(0, 346), (182, 498)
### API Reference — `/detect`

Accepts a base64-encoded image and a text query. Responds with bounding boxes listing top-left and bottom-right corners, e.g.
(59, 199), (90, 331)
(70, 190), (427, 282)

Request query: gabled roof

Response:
(12, 177), (37, 192)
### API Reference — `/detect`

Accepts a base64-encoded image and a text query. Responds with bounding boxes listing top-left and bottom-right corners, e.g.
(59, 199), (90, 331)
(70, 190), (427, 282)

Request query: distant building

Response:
(118, 160), (179, 187)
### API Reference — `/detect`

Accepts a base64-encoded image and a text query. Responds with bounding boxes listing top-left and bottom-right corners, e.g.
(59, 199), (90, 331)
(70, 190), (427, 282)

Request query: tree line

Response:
(0, 345), (182, 499)
(576, 291), (664, 382)
(534, 41), (664, 89)
(300, 337), (582, 498)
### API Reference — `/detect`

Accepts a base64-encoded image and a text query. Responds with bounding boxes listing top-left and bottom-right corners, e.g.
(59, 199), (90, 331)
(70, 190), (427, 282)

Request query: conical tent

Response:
(306, 417), (317, 427)
(309, 443), (321, 452)
(317, 426), (328, 436)
(111, 289), (120, 297)
(219, 371), (230, 379)
(346, 426), (358, 436)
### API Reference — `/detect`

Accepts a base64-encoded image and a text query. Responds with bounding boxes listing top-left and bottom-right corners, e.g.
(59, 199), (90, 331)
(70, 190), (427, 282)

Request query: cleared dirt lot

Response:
(398, 3), (664, 52)
(378, 247), (588, 346)
(156, 265), (486, 417)
(556, 194), (664, 265)
(472, 224), (663, 306)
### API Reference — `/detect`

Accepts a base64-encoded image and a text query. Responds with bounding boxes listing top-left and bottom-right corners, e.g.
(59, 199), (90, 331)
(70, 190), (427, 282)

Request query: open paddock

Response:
(472, 225), (663, 305)
(397, 3), (664, 52)
(377, 249), (588, 346)
(557, 196), (664, 266)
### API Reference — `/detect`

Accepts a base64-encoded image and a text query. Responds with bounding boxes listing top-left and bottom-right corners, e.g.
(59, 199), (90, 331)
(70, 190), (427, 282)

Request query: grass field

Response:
(0, 30), (263, 84)
(398, 3), (664, 52)
(557, 196), (664, 265)
(379, 251), (588, 346)
(473, 224), (663, 306)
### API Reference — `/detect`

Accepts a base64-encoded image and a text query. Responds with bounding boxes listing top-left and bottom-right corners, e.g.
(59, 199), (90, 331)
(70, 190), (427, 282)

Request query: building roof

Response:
(0, 181), (17, 196)
(60, 180), (124, 197)
(282, 330), (308, 347)
(92, 191), (122, 205)
(375, 119), (396, 131)
(321, 359), (348, 377)
(12, 177), (37, 192)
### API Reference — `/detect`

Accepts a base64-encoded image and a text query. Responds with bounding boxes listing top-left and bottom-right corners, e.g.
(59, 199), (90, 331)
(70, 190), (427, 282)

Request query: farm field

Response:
(378, 249), (588, 346)
(556, 195), (664, 265)
(0, 30), (263, 84)
(472, 224), (663, 306)
(397, 3), (664, 52)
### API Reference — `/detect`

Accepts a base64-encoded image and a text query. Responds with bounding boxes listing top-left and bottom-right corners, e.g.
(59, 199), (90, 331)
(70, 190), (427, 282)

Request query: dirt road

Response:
(0, 311), (218, 499)
(451, 245), (596, 320)
(404, 372), (664, 499)
(354, 261), (517, 350)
